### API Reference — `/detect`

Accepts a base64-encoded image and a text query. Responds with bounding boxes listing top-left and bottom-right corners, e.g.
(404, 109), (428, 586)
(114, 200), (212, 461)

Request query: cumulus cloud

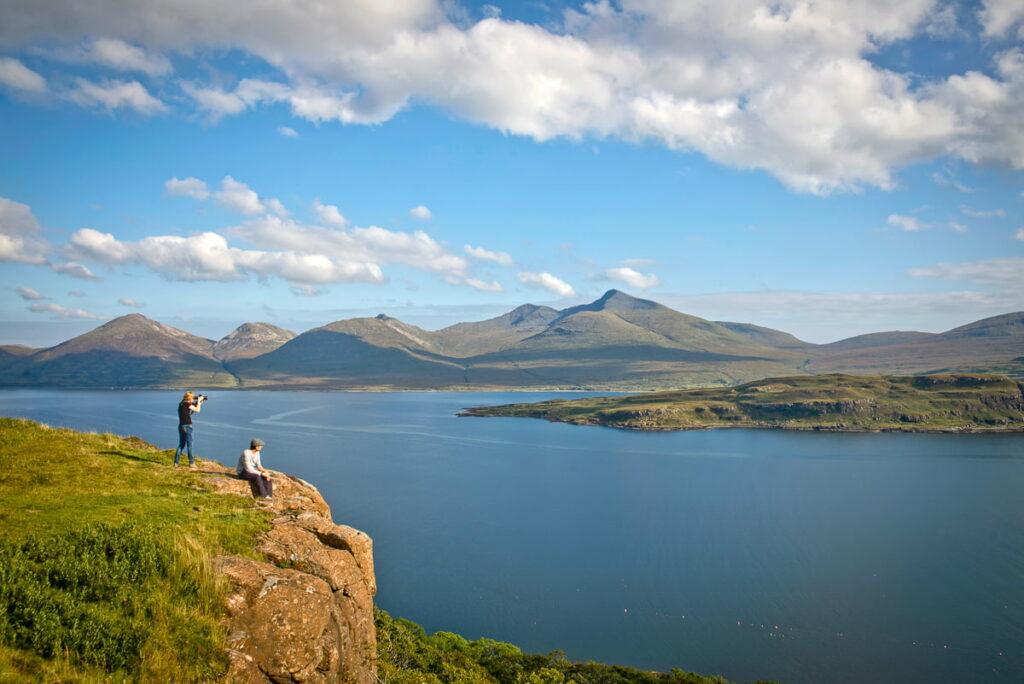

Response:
(887, 214), (928, 231)
(16, 286), (46, 300)
(517, 271), (575, 297)
(64, 227), (384, 286)
(208, 177), (286, 216)
(230, 215), (470, 279)
(950, 222), (968, 232)
(980, 0), (1024, 38)
(28, 302), (106, 320)
(3, 1), (1022, 192)
(409, 205), (432, 221)
(465, 244), (512, 266)
(0, 197), (49, 264)
(67, 77), (167, 114)
(278, 126), (299, 137)
(118, 297), (144, 307)
(165, 176), (210, 199)
(0, 57), (47, 93)
(1015, 227), (1024, 241)
(50, 261), (100, 280)
(598, 266), (661, 289)
(312, 199), (348, 228)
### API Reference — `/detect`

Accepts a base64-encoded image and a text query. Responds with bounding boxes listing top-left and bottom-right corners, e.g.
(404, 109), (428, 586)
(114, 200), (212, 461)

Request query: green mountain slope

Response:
(462, 373), (1024, 432)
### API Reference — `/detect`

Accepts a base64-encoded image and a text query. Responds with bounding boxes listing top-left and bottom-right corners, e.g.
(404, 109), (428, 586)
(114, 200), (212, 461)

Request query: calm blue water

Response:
(1, 389), (1022, 684)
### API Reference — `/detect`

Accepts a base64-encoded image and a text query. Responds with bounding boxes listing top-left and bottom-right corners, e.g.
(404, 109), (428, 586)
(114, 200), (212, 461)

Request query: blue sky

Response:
(1, 0), (1022, 346)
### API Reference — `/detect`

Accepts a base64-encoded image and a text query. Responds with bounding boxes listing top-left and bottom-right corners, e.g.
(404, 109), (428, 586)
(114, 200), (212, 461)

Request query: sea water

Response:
(1, 389), (1021, 684)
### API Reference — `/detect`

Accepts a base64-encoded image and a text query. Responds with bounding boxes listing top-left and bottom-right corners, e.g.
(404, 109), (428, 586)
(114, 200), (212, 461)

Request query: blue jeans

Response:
(175, 424), (194, 465)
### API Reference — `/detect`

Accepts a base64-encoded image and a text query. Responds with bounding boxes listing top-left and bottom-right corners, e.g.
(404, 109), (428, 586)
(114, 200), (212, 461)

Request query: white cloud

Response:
(165, 176), (210, 199)
(16, 286), (46, 300)
(950, 222), (968, 232)
(465, 244), (512, 266)
(1015, 227), (1024, 241)
(0, 57), (46, 93)
(4, 2), (1024, 191)
(50, 261), (100, 281)
(67, 78), (167, 114)
(517, 271), (576, 297)
(312, 199), (348, 228)
(909, 257), (1024, 288)
(887, 214), (928, 231)
(83, 38), (171, 76)
(0, 197), (49, 264)
(118, 297), (144, 307)
(214, 176), (285, 216)
(409, 205), (432, 221)
(599, 266), (661, 289)
(960, 205), (1006, 218)
(463, 277), (504, 292)
(980, 0), (1024, 38)
(28, 302), (106, 320)
(278, 126), (299, 137)
(230, 215), (470, 279)
(65, 227), (384, 285)
(68, 289), (87, 297)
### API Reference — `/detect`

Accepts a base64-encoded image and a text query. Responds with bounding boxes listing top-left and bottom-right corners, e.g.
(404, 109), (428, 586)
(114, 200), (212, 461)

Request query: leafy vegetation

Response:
(375, 609), (778, 684)
(0, 418), (269, 682)
(462, 373), (1024, 432)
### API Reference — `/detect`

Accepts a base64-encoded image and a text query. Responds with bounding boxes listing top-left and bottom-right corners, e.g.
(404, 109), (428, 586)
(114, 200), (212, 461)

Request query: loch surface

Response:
(2, 389), (1022, 684)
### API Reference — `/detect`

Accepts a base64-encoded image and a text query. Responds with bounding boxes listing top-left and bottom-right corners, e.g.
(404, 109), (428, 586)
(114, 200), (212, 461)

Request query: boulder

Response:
(199, 463), (376, 683)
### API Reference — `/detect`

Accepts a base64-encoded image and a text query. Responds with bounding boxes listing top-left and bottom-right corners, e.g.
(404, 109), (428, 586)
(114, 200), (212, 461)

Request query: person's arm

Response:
(254, 451), (271, 478)
(189, 402), (201, 413)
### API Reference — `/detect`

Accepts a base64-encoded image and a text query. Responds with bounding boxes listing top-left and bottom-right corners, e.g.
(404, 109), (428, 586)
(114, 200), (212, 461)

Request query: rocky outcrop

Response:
(202, 464), (376, 684)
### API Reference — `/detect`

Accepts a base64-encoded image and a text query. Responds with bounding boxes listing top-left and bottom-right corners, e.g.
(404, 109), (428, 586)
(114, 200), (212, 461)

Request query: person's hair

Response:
(250, 438), (265, 449)
(182, 391), (194, 402)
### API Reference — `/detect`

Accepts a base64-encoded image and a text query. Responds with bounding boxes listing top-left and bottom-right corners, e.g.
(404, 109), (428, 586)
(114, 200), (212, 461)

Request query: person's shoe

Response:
(188, 463), (197, 469)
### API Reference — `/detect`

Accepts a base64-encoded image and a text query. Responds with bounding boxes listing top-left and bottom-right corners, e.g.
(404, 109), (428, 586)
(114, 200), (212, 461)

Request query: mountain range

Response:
(1, 290), (1021, 390)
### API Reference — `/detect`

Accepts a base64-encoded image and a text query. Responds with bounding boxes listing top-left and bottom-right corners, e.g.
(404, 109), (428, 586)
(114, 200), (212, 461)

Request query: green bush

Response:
(0, 522), (225, 681)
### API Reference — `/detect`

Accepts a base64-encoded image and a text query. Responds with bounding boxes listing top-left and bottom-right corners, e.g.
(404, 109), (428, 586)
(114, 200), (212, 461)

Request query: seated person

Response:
(237, 438), (273, 499)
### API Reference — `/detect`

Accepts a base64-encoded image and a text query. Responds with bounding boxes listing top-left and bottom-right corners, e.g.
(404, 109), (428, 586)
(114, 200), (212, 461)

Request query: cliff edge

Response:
(203, 464), (377, 684)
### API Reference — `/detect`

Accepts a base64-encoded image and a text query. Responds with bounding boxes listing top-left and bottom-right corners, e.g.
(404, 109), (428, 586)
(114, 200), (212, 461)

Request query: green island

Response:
(0, 418), (775, 684)
(460, 373), (1024, 432)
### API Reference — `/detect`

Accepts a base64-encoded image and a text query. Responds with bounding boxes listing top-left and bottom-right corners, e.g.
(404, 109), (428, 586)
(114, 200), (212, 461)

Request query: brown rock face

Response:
(200, 462), (376, 684)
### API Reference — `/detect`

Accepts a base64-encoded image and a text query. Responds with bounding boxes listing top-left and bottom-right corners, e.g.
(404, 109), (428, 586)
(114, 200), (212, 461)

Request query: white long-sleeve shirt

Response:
(237, 448), (264, 476)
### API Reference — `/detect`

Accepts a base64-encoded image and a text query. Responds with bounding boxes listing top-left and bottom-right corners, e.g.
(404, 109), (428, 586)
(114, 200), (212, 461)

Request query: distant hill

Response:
(714, 321), (814, 350)
(3, 293), (1021, 390)
(461, 373), (1024, 432)
(213, 322), (296, 361)
(0, 314), (236, 388)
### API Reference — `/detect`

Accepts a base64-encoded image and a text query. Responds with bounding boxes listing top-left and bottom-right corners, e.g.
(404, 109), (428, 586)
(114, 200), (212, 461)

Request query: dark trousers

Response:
(175, 424), (193, 465)
(239, 471), (273, 498)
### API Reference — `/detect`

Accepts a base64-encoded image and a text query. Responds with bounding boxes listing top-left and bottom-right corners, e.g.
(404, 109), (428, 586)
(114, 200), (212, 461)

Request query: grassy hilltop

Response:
(0, 419), (768, 684)
(462, 373), (1024, 432)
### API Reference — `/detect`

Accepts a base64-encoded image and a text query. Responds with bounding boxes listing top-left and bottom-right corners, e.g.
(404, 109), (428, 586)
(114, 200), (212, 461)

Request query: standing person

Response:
(174, 390), (202, 468)
(237, 438), (273, 499)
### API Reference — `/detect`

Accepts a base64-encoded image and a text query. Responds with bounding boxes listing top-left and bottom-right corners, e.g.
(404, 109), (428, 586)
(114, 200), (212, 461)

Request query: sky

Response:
(1, 0), (1022, 347)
